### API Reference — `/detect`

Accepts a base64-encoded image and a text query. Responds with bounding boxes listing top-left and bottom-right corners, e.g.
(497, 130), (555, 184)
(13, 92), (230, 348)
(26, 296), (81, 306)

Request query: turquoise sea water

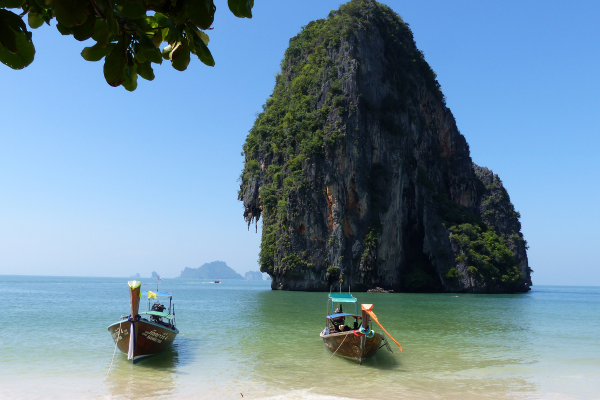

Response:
(0, 276), (599, 399)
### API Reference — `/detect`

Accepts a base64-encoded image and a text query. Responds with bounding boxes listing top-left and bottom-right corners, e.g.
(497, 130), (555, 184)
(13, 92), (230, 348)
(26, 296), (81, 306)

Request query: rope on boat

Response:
(105, 319), (123, 379)
(85, 317), (124, 394)
(298, 331), (350, 381)
(379, 337), (393, 353)
(364, 309), (403, 351)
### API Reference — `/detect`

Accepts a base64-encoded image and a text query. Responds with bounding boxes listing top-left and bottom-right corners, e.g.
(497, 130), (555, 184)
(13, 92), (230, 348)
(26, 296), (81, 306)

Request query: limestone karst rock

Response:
(239, 0), (531, 293)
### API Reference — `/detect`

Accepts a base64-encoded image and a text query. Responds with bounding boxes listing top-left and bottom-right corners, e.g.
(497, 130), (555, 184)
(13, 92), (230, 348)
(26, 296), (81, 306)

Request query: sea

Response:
(0, 276), (599, 400)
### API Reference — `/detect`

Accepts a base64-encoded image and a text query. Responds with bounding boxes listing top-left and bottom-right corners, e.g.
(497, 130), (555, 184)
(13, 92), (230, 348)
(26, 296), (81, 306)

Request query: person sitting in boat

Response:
(331, 306), (347, 332)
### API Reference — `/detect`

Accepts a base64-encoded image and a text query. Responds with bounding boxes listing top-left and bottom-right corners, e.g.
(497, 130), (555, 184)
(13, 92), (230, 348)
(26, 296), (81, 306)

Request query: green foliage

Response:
(258, 223), (276, 273)
(246, 159), (259, 175)
(281, 252), (314, 274)
(326, 265), (340, 280)
(480, 184), (523, 233)
(0, 8), (34, 69)
(449, 223), (523, 291)
(361, 227), (379, 263)
(259, 185), (278, 215)
(445, 267), (458, 279)
(1, 0), (254, 90)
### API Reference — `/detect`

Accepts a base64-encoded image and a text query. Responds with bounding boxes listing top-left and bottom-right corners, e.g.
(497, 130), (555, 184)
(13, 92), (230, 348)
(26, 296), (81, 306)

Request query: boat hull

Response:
(320, 330), (383, 364)
(108, 319), (178, 363)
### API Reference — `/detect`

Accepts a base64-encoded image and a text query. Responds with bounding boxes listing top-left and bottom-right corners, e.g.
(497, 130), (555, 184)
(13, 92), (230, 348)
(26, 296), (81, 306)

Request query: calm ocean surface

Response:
(0, 276), (598, 400)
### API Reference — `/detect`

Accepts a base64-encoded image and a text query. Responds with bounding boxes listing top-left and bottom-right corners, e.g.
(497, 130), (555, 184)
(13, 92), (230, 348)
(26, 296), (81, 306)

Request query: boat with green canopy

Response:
(107, 280), (179, 363)
(320, 292), (403, 364)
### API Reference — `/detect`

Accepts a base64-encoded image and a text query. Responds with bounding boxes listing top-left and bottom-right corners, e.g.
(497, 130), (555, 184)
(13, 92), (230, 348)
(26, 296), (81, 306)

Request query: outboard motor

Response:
(150, 302), (166, 324)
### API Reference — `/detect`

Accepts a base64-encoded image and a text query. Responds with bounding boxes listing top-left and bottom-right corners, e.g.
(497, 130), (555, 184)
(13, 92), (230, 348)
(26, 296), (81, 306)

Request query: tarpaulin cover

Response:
(140, 311), (173, 319)
(326, 313), (357, 319)
(328, 293), (357, 303)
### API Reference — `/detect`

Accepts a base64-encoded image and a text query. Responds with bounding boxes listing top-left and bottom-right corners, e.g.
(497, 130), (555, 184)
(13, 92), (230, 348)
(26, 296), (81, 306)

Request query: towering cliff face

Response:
(239, 0), (532, 293)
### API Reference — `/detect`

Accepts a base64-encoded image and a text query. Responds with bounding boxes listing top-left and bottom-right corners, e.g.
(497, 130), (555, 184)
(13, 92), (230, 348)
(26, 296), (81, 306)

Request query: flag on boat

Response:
(147, 290), (158, 299)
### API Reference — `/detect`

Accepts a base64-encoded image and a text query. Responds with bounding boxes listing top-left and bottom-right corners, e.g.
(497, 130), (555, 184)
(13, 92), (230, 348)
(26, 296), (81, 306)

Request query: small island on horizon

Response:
(177, 261), (244, 280)
(130, 271), (160, 280)
(245, 271), (266, 280)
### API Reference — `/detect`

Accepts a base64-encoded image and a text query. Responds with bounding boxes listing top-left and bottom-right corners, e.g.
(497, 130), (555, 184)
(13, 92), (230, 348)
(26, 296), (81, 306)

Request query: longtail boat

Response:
(320, 292), (402, 364)
(107, 280), (179, 363)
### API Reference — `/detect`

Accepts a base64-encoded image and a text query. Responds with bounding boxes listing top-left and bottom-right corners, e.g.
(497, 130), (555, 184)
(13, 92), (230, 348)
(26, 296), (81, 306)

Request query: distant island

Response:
(178, 261), (243, 280)
(245, 271), (264, 280)
(129, 271), (160, 279)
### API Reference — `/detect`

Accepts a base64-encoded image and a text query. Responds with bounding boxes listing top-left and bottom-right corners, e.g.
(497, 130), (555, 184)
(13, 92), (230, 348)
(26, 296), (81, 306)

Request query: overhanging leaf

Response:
(56, 22), (73, 36)
(161, 43), (172, 60)
(185, 0), (215, 30)
(187, 27), (214, 67)
(53, 0), (90, 28)
(137, 33), (161, 63)
(122, 62), (138, 91)
(0, 27), (35, 69)
(154, 12), (168, 26)
(188, 24), (209, 45)
(198, 30), (209, 45)
(119, 1), (145, 19)
(71, 14), (96, 41)
(103, 40), (127, 87)
(91, 20), (109, 45)
(152, 30), (163, 47)
(81, 43), (114, 62)
(93, 0), (118, 34)
(27, 12), (45, 29)
(0, 11), (19, 54)
(0, 0), (26, 8)
(137, 60), (155, 81)
(170, 40), (190, 71)
(228, 0), (253, 19)
(94, 0), (114, 18)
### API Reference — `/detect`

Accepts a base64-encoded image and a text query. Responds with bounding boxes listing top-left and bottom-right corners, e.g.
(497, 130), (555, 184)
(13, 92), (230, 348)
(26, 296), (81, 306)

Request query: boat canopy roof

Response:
(140, 311), (174, 319)
(142, 291), (172, 297)
(326, 313), (359, 319)
(329, 293), (357, 303)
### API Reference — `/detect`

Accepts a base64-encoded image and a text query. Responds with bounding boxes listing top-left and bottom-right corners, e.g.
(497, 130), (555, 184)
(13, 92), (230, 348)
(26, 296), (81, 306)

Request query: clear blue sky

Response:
(1, 0), (598, 285)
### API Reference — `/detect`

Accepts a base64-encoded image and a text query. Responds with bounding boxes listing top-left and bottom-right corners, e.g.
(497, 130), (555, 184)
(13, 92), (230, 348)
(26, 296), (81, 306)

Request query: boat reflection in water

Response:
(105, 343), (181, 399)
(107, 281), (179, 363)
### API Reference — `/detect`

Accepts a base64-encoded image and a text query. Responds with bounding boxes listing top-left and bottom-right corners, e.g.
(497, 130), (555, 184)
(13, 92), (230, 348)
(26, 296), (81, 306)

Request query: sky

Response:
(1, 0), (598, 284)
